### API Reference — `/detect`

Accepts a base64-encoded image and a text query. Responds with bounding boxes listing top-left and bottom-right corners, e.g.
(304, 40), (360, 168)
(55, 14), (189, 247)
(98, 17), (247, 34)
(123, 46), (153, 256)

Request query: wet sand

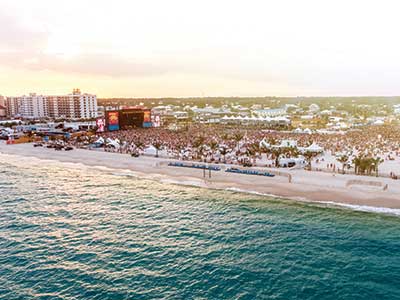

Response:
(1, 142), (400, 210)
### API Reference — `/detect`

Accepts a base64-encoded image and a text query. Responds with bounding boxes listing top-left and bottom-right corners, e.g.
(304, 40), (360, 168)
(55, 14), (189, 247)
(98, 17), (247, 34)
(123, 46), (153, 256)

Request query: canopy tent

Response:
(94, 137), (105, 144)
(303, 128), (312, 134)
(106, 138), (120, 148)
(144, 145), (157, 156)
(303, 143), (324, 153)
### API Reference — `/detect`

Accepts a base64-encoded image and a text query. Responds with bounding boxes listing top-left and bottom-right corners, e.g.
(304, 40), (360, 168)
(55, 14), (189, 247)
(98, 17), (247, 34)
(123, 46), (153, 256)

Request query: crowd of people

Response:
(70, 124), (400, 177)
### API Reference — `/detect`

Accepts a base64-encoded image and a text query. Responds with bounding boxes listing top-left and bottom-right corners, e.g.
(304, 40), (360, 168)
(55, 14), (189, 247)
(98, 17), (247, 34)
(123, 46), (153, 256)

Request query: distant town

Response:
(1, 91), (400, 132)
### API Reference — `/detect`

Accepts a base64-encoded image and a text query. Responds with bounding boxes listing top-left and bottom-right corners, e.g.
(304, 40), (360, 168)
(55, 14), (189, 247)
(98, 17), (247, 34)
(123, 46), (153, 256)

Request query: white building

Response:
(6, 89), (97, 119)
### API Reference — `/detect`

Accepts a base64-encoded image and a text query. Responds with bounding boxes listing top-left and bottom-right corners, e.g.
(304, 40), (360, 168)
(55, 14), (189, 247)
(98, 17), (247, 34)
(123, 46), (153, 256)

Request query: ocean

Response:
(0, 154), (399, 300)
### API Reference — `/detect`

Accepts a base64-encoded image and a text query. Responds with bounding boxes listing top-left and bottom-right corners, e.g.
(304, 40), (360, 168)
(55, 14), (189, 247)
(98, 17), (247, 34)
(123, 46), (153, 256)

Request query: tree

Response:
(352, 156), (362, 175)
(233, 132), (244, 151)
(219, 146), (229, 164)
(247, 142), (261, 163)
(134, 141), (145, 151)
(208, 140), (219, 153)
(152, 141), (163, 158)
(303, 151), (318, 171)
(371, 157), (383, 177)
(337, 155), (349, 174)
(192, 136), (206, 160)
(270, 148), (284, 168)
(352, 155), (382, 177)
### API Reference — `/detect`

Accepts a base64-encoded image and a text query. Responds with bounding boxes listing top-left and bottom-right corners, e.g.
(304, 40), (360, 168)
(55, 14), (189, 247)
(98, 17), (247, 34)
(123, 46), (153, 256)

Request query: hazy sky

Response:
(1, 0), (399, 97)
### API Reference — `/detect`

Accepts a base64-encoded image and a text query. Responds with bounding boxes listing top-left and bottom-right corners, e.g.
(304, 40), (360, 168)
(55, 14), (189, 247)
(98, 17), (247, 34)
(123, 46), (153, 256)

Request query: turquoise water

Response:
(0, 155), (400, 300)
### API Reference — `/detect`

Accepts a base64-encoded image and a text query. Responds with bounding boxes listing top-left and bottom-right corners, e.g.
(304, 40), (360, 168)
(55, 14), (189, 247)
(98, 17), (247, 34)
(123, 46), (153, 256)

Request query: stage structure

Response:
(105, 107), (152, 131)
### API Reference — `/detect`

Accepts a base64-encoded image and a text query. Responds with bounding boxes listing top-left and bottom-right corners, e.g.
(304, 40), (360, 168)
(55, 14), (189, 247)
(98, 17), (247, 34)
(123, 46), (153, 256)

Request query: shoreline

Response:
(1, 142), (400, 214)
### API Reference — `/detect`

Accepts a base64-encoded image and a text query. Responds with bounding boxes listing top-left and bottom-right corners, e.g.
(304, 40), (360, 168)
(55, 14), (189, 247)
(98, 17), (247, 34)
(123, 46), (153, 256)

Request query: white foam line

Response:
(224, 187), (400, 217)
(2, 151), (400, 217)
(314, 201), (400, 216)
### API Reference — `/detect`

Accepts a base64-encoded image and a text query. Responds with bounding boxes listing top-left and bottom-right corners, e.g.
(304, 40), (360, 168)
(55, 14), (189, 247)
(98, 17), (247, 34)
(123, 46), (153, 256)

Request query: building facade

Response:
(5, 89), (97, 119)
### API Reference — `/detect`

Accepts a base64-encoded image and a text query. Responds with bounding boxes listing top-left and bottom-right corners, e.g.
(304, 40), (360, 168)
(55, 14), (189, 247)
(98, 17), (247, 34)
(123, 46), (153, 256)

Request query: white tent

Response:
(303, 128), (312, 134)
(304, 143), (324, 153)
(144, 145), (157, 156)
(293, 128), (303, 133)
(94, 137), (105, 144)
(106, 138), (120, 148)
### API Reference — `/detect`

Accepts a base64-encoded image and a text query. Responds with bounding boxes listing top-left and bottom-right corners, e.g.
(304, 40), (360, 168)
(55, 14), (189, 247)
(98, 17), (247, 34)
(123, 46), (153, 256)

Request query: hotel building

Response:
(5, 89), (98, 119)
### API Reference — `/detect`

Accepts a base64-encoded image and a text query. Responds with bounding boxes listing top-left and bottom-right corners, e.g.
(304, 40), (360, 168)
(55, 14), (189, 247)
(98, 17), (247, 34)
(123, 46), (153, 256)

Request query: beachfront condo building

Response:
(5, 89), (98, 120)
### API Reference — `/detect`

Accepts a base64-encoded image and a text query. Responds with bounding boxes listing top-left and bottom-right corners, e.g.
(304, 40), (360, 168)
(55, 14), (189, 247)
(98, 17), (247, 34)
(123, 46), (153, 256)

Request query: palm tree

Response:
(303, 151), (318, 171)
(221, 133), (230, 141)
(233, 132), (244, 152)
(249, 142), (261, 163)
(134, 141), (145, 151)
(352, 156), (362, 175)
(192, 136), (206, 160)
(208, 140), (219, 153)
(337, 155), (349, 174)
(285, 146), (300, 158)
(152, 141), (163, 158)
(270, 148), (284, 168)
(371, 157), (383, 177)
(219, 146), (229, 164)
(208, 140), (219, 161)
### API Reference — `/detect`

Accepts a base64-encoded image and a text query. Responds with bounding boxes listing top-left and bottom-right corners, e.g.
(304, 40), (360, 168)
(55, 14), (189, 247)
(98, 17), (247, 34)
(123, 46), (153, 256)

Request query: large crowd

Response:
(71, 124), (400, 176)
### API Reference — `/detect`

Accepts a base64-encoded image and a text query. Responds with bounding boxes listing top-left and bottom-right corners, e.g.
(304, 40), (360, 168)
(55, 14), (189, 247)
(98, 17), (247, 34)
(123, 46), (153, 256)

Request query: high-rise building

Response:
(5, 89), (98, 119)
(0, 95), (5, 107)
(5, 97), (20, 117)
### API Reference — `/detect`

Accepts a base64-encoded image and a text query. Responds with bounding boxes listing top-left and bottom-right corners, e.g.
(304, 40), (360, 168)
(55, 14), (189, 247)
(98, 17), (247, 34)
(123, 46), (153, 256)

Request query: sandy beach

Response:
(1, 142), (400, 210)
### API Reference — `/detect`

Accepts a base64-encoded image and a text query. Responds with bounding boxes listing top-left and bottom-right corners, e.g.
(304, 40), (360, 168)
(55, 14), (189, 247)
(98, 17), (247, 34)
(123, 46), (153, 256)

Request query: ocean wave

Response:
(1, 151), (399, 217)
(224, 187), (400, 217)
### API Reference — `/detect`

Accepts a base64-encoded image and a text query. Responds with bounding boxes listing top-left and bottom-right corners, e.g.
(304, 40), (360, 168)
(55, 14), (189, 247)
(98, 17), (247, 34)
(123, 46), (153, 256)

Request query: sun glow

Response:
(44, 37), (81, 59)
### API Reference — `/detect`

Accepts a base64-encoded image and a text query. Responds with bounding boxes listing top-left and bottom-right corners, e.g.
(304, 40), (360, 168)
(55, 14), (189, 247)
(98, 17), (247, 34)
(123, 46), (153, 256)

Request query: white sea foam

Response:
(224, 187), (400, 217)
(314, 201), (400, 216)
(2, 151), (399, 217)
(224, 187), (280, 199)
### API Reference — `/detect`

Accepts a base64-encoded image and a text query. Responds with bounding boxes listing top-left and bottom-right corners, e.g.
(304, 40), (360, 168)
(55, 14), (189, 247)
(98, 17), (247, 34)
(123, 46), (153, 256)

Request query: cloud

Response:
(0, 9), (167, 78)
(23, 53), (168, 77)
(0, 11), (47, 51)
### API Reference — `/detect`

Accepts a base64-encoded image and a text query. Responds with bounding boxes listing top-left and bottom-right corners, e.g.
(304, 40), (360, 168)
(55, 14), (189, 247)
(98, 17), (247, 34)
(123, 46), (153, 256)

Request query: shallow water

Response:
(0, 154), (399, 299)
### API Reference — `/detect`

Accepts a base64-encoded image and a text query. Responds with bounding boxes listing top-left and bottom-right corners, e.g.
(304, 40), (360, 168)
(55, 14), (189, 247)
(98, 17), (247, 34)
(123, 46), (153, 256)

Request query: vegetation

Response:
(352, 156), (383, 176)
(337, 155), (350, 174)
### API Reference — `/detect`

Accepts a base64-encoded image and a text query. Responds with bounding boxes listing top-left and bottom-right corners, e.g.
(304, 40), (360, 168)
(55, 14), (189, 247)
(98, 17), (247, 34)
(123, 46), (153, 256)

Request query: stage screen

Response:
(120, 110), (144, 128)
(151, 115), (161, 127)
(143, 110), (151, 123)
(96, 118), (105, 132)
(107, 111), (120, 131)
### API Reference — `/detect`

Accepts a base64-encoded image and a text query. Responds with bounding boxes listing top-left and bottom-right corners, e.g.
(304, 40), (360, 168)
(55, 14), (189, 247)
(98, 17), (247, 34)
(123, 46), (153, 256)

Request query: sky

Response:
(0, 0), (400, 98)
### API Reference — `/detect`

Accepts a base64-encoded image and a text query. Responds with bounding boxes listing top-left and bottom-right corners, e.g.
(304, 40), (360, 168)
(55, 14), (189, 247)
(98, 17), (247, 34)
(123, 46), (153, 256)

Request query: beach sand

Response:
(1, 142), (400, 210)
